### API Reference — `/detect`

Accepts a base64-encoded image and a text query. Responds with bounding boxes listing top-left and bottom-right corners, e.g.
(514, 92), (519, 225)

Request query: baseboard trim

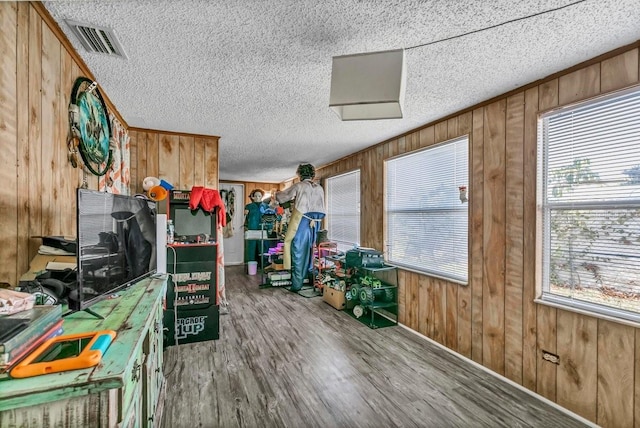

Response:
(398, 323), (599, 428)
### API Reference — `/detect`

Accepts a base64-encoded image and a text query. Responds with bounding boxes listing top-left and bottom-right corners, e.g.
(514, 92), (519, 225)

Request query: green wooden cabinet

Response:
(0, 276), (167, 428)
(143, 302), (165, 425)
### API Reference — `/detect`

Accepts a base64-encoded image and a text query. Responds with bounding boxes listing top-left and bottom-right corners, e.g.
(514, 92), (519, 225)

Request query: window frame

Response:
(384, 136), (469, 284)
(325, 169), (361, 251)
(536, 85), (640, 325)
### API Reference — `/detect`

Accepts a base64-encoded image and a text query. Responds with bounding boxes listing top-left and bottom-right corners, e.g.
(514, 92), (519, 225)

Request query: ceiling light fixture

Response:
(329, 49), (405, 121)
(328, 0), (586, 121)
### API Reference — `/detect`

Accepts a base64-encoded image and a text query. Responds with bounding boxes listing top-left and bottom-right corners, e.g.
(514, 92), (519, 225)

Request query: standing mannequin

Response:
(244, 188), (264, 263)
(274, 164), (325, 291)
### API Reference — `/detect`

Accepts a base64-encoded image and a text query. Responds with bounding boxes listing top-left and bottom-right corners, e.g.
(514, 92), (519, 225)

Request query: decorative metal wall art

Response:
(68, 77), (113, 176)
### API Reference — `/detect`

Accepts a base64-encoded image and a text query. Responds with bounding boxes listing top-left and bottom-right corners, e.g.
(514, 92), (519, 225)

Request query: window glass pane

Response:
(539, 86), (640, 321)
(326, 170), (360, 250)
(386, 137), (469, 283)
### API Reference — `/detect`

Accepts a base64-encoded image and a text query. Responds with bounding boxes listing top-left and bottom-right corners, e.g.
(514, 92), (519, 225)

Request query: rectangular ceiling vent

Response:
(65, 19), (128, 59)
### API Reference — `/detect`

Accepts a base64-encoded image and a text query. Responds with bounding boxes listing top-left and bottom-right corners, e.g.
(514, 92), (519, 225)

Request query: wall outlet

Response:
(542, 350), (560, 365)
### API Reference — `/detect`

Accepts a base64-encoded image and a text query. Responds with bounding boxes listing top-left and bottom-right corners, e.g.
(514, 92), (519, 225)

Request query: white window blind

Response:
(385, 137), (469, 283)
(538, 86), (640, 322)
(326, 170), (360, 250)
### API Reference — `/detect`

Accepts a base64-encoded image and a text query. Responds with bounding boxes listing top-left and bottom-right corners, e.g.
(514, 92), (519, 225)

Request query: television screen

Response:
(173, 207), (213, 237)
(70, 189), (157, 312)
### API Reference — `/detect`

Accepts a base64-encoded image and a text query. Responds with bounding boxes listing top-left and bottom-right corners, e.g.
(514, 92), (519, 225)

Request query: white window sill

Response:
(535, 295), (640, 329)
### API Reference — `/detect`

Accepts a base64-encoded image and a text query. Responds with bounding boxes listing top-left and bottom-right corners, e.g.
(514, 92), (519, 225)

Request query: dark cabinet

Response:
(164, 244), (219, 346)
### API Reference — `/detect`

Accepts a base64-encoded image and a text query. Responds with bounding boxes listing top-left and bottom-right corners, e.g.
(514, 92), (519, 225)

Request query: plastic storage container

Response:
(247, 261), (258, 275)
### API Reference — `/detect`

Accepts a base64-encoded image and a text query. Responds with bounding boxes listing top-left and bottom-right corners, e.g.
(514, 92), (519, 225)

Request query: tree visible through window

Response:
(538, 86), (640, 322)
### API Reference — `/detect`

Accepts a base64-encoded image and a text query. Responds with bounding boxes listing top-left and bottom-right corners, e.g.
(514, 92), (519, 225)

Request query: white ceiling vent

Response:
(65, 19), (128, 59)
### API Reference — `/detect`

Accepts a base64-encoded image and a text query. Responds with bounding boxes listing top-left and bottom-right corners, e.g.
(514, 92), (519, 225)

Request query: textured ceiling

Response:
(43, 0), (640, 183)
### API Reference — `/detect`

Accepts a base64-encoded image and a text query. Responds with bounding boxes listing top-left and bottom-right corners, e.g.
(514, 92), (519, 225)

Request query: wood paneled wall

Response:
(316, 44), (640, 427)
(0, 3), (220, 287)
(217, 180), (282, 224)
(0, 2), (100, 286)
(128, 128), (219, 195)
(232, 181), (283, 204)
(2, 1), (638, 424)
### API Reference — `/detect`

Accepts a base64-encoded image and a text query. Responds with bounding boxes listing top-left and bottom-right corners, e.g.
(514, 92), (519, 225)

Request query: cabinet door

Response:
(153, 302), (165, 393)
(119, 346), (144, 427)
(143, 303), (165, 427)
(119, 391), (141, 428)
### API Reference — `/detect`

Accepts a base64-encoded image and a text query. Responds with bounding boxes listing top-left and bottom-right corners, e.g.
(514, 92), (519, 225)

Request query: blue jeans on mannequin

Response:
(290, 212), (325, 291)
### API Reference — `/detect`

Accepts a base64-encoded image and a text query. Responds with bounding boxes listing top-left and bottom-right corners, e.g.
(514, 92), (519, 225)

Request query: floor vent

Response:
(65, 20), (128, 59)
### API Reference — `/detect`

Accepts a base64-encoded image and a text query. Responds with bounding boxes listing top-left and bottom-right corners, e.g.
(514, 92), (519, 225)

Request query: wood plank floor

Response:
(161, 266), (589, 428)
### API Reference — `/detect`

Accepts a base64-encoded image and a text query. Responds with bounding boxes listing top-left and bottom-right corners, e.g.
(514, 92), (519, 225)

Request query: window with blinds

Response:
(326, 170), (360, 251)
(385, 137), (469, 283)
(538, 85), (640, 323)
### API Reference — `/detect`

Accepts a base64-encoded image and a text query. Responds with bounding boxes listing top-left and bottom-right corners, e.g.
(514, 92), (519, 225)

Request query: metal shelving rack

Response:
(314, 241), (339, 292)
(255, 222), (284, 288)
(347, 263), (398, 329)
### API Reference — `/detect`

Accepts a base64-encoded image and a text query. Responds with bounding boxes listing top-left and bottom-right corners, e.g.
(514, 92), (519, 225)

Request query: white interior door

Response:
(219, 183), (244, 265)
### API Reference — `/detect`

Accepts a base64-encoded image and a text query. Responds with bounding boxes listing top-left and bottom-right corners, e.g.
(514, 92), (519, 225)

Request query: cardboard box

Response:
(323, 287), (346, 310)
(19, 254), (77, 283)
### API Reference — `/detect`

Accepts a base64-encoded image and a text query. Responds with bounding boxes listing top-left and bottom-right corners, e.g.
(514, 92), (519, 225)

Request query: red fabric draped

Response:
(188, 186), (227, 227)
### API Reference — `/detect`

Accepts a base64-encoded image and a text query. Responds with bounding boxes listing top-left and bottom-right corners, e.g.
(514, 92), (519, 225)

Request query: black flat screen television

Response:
(69, 189), (157, 314)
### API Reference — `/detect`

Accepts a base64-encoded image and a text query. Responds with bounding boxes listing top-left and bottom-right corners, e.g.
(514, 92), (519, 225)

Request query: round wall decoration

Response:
(68, 77), (113, 176)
